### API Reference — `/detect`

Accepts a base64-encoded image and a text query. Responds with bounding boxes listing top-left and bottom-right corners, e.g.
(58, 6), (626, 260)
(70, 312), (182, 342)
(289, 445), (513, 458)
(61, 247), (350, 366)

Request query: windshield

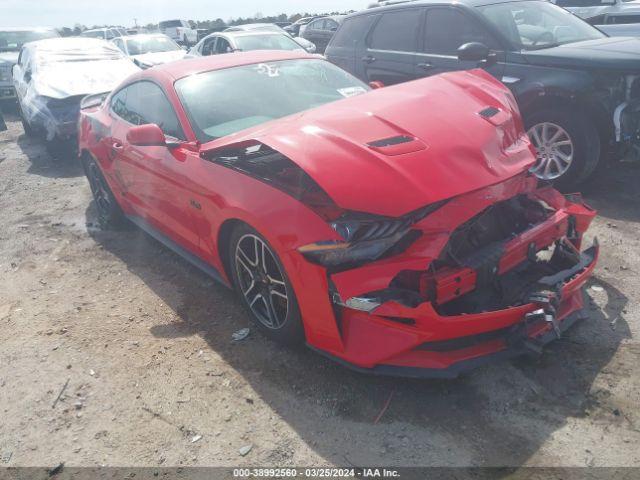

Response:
(235, 34), (303, 52)
(479, 1), (605, 50)
(126, 36), (180, 55)
(0, 29), (59, 51)
(176, 59), (370, 142)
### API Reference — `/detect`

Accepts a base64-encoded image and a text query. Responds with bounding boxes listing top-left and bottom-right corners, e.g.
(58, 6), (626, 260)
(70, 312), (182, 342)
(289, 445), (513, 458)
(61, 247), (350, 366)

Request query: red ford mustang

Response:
(78, 51), (598, 378)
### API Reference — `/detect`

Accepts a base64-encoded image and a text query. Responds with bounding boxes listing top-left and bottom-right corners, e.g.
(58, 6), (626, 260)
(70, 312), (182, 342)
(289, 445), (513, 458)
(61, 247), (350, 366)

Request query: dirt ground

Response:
(1, 108), (640, 470)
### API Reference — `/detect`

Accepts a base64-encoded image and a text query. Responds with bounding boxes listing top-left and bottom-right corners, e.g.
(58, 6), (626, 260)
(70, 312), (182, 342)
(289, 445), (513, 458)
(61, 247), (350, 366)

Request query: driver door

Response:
(416, 7), (505, 80)
(110, 81), (200, 252)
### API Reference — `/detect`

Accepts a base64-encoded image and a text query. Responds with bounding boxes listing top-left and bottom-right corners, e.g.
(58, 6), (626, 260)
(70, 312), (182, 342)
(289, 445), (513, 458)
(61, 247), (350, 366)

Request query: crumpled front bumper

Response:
(297, 173), (598, 378)
(312, 242), (597, 379)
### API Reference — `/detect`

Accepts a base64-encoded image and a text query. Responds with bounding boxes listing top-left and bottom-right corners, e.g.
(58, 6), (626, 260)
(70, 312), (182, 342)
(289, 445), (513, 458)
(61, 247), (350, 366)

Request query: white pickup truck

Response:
(159, 20), (197, 46)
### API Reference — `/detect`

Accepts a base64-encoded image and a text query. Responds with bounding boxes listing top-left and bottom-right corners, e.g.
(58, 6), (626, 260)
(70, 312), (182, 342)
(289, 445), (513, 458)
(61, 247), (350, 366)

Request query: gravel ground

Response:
(1, 110), (639, 470)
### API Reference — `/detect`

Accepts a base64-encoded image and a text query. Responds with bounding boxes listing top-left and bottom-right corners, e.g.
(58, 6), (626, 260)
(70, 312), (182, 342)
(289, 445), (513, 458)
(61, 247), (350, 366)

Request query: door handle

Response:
(362, 55), (376, 64)
(417, 62), (434, 71)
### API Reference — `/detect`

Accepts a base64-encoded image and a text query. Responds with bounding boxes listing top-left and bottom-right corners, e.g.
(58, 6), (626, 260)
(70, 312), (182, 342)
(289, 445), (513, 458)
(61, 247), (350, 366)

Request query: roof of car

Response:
(215, 30), (290, 38)
(363, 0), (527, 12)
(142, 50), (319, 82)
(122, 33), (172, 40)
(25, 36), (112, 49)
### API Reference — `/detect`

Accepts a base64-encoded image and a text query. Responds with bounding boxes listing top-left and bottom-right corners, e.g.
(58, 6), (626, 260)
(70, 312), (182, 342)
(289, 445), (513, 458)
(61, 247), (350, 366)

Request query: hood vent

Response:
(367, 135), (427, 156)
(479, 107), (500, 119)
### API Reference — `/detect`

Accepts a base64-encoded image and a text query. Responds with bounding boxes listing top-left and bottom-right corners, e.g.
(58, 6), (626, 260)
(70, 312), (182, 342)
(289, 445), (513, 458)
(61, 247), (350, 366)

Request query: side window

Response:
(215, 37), (232, 54)
(202, 37), (216, 55)
(424, 8), (497, 55)
(309, 19), (324, 31)
(328, 15), (379, 49)
(368, 9), (421, 53)
(325, 20), (339, 32)
(111, 82), (185, 140)
(105, 30), (114, 40)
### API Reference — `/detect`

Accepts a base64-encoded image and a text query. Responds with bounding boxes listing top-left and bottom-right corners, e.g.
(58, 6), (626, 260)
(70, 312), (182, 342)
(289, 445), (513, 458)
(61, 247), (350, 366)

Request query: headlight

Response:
(298, 201), (446, 268)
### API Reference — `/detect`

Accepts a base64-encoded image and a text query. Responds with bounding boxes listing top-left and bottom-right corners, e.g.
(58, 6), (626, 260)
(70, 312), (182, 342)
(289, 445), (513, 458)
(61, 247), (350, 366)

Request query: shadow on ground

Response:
(582, 162), (640, 223)
(4, 109), (84, 179)
(84, 167), (632, 470)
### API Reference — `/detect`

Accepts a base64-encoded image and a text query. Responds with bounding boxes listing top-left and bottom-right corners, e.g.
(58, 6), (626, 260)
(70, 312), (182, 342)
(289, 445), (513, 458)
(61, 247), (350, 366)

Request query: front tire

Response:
(228, 224), (304, 345)
(83, 155), (126, 229)
(526, 107), (600, 190)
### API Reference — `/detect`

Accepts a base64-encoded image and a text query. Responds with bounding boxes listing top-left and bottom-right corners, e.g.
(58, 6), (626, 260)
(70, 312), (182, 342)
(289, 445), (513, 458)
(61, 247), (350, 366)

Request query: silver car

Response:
(223, 23), (317, 53)
(0, 27), (59, 102)
(189, 31), (306, 57)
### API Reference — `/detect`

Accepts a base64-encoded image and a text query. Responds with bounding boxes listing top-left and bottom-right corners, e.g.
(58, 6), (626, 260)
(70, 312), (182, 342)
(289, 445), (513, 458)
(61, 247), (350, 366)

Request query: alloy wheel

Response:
(527, 122), (574, 180)
(234, 234), (289, 330)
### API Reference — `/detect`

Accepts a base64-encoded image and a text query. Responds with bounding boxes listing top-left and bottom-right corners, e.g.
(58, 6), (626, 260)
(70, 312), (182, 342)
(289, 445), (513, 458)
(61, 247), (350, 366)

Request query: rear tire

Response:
(228, 223), (304, 345)
(83, 155), (126, 229)
(525, 107), (600, 190)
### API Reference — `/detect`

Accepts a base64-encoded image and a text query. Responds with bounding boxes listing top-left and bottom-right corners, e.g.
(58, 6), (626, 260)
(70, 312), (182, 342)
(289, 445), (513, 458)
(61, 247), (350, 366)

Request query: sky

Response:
(0, 0), (370, 28)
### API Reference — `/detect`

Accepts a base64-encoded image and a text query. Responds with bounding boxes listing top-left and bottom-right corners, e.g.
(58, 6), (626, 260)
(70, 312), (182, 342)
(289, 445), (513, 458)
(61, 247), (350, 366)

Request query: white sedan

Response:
(112, 34), (188, 69)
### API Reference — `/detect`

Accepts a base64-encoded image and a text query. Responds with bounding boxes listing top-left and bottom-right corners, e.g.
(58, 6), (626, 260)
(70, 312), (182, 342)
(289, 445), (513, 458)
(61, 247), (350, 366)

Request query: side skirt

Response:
(126, 215), (230, 289)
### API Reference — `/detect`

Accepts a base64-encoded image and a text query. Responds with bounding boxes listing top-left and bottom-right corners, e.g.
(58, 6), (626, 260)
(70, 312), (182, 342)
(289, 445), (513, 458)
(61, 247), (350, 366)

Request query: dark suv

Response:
(326, 0), (640, 188)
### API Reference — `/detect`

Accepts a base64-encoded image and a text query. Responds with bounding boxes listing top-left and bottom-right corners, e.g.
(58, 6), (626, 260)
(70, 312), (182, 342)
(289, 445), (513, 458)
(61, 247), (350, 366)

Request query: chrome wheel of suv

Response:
(527, 122), (574, 180)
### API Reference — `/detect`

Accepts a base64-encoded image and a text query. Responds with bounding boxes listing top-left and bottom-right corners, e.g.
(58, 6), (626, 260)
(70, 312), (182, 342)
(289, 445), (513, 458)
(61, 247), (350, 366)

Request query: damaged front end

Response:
(302, 173), (597, 378)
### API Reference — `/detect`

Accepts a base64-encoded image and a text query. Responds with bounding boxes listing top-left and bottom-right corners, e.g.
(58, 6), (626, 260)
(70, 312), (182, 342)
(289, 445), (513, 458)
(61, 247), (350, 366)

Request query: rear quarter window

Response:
(330, 15), (378, 48)
(368, 9), (422, 52)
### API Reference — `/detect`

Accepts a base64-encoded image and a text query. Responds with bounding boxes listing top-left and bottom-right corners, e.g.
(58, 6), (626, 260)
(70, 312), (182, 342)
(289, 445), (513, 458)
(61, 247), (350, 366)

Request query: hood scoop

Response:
(477, 106), (511, 127)
(366, 135), (427, 156)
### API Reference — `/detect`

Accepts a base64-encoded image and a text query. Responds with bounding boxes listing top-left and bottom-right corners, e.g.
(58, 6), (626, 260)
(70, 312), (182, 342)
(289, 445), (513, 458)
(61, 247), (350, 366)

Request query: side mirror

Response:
(457, 42), (490, 62)
(126, 124), (166, 147)
(24, 70), (32, 83)
(369, 80), (384, 89)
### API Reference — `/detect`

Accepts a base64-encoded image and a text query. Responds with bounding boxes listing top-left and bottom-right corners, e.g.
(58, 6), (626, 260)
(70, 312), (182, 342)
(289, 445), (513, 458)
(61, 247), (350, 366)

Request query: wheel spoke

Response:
(542, 123), (550, 143)
(237, 245), (257, 268)
(530, 127), (543, 147)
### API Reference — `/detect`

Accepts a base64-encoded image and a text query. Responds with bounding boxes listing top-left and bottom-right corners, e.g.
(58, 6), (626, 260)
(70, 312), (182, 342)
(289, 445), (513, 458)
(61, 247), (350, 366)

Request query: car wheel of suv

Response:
(83, 155), (126, 229)
(228, 223), (304, 345)
(526, 108), (600, 190)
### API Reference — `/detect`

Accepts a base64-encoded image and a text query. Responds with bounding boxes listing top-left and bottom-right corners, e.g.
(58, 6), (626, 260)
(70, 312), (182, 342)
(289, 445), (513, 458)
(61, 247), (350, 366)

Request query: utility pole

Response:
(133, 18), (138, 28)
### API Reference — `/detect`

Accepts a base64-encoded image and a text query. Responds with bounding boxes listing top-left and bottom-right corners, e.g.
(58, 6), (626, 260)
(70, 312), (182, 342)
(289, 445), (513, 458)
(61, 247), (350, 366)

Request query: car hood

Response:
(203, 70), (535, 217)
(131, 50), (188, 67)
(523, 37), (640, 71)
(29, 58), (140, 99)
(0, 51), (19, 66)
